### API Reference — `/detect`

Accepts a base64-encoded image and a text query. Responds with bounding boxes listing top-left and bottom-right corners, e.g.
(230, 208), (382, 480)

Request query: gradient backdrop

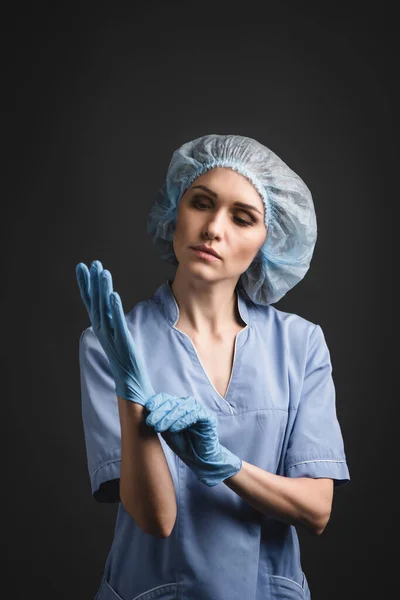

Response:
(5, 4), (394, 599)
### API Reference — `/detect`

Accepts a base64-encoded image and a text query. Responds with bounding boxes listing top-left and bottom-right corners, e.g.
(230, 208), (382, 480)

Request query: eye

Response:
(191, 198), (209, 209)
(234, 216), (254, 227)
(190, 197), (255, 226)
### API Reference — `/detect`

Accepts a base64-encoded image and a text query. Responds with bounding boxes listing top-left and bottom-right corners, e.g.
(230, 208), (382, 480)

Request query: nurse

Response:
(76, 134), (350, 600)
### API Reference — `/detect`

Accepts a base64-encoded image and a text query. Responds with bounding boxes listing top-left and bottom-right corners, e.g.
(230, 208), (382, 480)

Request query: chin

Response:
(181, 260), (219, 280)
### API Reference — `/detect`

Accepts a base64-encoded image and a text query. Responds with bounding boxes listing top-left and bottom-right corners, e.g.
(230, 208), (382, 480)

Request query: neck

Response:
(169, 269), (243, 337)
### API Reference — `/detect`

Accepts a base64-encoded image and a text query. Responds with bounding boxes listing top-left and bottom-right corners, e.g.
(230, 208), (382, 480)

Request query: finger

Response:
(165, 395), (199, 431)
(147, 396), (195, 432)
(89, 260), (103, 331)
(192, 401), (213, 422)
(109, 296), (155, 401)
(145, 391), (175, 414)
(154, 405), (195, 433)
(194, 405), (217, 431)
(75, 263), (92, 316)
(109, 291), (130, 348)
(145, 393), (181, 429)
(167, 408), (200, 433)
(99, 269), (114, 335)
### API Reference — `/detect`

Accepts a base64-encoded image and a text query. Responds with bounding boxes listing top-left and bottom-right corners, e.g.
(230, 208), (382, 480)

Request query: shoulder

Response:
(125, 297), (153, 326)
(79, 325), (96, 349)
(249, 305), (333, 382)
(78, 326), (107, 371)
(250, 302), (318, 343)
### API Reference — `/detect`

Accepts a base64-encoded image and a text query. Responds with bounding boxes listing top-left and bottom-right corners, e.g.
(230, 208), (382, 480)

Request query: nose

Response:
(202, 210), (227, 240)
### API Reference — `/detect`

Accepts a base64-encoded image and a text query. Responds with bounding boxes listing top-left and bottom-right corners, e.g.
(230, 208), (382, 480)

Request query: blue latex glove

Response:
(75, 260), (155, 405)
(144, 392), (242, 487)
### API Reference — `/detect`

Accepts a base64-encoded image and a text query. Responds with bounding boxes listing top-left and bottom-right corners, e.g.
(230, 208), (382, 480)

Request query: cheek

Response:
(177, 205), (204, 235)
(175, 213), (191, 240)
(235, 228), (266, 257)
(258, 227), (267, 248)
(174, 207), (197, 245)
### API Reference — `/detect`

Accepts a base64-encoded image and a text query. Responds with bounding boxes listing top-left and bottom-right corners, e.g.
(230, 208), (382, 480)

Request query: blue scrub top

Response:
(79, 280), (350, 600)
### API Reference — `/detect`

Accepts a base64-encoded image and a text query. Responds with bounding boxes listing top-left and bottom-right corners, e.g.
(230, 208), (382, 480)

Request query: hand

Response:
(75, 260), (154, 405)
(144, 392), (242, 487)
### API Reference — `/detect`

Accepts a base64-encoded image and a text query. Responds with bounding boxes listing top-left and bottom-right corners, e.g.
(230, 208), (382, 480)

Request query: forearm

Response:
(224, 460), (330, 535)
(117, 397), (177, 538)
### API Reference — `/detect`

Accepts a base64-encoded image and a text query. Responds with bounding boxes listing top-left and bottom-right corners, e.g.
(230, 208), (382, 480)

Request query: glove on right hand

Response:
(76, 260), (155, 405)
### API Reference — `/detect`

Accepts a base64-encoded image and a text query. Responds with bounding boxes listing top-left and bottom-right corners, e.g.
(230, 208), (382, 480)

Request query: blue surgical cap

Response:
(147, 134), (317, 305)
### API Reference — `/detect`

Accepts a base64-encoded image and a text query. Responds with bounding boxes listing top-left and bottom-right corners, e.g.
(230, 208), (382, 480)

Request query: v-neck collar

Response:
(151, 280), (252, 410)
(154, 279), (251, 330)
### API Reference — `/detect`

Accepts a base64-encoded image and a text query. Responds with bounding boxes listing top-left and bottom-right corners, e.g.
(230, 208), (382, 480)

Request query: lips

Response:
(190, 245), (221, 259)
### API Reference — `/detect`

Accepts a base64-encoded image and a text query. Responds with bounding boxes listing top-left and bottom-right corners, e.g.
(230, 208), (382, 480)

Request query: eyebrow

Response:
(191, 185), (263, 216)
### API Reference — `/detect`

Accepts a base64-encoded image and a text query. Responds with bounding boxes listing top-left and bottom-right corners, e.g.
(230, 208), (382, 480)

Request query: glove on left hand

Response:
(145, 392), (242, 487)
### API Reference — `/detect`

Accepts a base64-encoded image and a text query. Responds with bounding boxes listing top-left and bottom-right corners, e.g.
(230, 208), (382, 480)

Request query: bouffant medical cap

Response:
(147, 134), (317, 305)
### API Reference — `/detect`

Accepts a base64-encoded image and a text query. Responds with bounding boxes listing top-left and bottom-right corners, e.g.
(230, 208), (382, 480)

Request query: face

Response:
(172, 167), (267, 285)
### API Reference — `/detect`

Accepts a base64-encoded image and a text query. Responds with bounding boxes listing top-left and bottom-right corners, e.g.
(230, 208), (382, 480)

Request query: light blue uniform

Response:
(79, 280), (350, 600)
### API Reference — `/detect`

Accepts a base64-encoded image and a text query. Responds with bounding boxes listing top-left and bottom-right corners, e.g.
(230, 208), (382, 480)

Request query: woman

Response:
(76, 134), (350, 600)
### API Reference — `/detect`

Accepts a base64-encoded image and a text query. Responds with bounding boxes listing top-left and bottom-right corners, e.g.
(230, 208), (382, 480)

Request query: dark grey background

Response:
(6, 3), (394, 599)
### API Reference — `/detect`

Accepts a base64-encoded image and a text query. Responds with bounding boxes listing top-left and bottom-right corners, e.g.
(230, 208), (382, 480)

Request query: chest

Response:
(175, 324), (244, 400)
(191, 336), (237, 399)
(137, 310), (297, 416)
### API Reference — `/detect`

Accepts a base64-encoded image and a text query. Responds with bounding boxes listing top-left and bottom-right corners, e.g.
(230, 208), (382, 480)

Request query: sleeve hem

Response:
(285, 458), (350, 487)
(91, 458), (121, 497)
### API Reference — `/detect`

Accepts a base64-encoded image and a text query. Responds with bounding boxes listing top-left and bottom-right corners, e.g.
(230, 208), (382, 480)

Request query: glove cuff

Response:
(200, 446), (243, 488)
(114, 381), (147, 406)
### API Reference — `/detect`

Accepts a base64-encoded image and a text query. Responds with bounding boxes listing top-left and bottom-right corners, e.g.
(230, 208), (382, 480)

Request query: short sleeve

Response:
(79, 327), (121, 502)
(285, 324), (350, 488)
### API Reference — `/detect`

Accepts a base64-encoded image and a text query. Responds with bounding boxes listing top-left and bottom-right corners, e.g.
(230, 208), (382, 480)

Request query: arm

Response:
(224, 460), (333, 535)
(143, 394), (332, 535)
(76, 262), (177, 537)
(118, 397), (177, 538)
